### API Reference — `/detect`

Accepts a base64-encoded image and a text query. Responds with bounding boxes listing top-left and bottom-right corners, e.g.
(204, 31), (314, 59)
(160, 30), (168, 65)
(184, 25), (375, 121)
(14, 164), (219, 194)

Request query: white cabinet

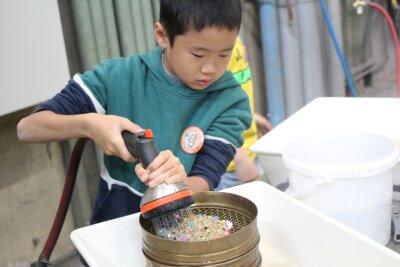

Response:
(0, 0), (70, 116)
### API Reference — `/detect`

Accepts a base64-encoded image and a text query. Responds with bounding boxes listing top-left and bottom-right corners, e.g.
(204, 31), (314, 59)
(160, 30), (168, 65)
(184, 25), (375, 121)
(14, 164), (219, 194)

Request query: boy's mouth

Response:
(196, 78), (212, 86)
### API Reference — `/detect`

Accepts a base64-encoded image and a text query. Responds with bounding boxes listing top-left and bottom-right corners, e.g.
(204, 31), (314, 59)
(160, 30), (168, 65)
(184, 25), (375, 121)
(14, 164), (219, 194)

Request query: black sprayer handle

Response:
(122, 130), (159, 168)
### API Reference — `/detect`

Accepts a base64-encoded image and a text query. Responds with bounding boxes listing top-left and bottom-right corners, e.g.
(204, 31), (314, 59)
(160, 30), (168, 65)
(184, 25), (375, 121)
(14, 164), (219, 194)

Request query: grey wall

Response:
(0, 108), (76, 265)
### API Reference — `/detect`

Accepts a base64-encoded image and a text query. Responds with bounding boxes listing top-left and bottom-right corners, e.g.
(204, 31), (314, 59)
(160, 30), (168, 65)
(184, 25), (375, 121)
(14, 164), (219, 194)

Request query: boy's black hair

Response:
(159, 0), (242, 46)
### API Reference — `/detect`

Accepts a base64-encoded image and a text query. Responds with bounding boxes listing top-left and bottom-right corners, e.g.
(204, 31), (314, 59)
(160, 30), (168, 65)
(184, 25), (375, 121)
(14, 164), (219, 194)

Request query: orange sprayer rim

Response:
(140, 189), (193, 214)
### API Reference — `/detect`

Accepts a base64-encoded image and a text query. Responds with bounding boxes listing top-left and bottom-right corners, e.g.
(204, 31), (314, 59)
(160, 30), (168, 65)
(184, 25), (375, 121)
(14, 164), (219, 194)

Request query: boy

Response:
(17, 0), (251, 225)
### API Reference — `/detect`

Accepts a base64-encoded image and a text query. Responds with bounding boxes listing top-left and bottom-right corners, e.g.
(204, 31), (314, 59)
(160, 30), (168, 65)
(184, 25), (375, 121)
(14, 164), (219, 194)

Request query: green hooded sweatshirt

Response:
(79, 47), (252, 194)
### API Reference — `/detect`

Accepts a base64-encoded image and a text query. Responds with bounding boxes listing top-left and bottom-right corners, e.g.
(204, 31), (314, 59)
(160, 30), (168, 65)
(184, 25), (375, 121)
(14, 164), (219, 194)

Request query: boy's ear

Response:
(154, 22), (169, 48)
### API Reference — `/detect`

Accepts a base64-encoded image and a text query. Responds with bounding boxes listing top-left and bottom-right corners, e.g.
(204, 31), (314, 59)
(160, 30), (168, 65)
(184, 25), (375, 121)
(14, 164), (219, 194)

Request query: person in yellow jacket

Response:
(216, 37), (272, 190)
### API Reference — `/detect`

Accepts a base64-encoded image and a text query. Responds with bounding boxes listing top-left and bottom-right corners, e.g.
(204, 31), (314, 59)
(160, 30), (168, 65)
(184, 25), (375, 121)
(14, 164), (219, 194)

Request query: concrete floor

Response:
(51, 250), (85, 267)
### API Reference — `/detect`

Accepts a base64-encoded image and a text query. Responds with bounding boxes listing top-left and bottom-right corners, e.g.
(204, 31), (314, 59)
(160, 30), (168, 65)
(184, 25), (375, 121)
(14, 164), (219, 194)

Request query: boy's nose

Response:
(200, 63), (217, 75)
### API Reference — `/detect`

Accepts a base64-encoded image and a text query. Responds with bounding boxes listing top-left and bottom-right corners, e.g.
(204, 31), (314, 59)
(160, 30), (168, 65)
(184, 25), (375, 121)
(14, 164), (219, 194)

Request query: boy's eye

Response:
(192, 53), (204, 58)
(220, 54), (230, 58)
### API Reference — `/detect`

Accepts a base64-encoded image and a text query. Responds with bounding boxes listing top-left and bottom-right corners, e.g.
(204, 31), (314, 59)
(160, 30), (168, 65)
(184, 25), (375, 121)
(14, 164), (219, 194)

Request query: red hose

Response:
(37, 138), (88, 264)
(368, 2), (400, 97)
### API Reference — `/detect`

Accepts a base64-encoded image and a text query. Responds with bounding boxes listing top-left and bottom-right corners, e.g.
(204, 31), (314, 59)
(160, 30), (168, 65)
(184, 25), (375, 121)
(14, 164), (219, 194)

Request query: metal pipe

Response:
(258, 0), (286, 127)
(323, 0), (345, 97)
(297, 0), (325, 103)
(320, 0), (357, 96)
(368, 1), (400, 96)
(277, 0), (304, 116)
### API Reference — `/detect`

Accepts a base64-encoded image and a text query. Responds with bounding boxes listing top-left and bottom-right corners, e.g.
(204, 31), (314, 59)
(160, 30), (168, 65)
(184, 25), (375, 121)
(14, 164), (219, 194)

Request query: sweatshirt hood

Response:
(139, 47), (240, 95)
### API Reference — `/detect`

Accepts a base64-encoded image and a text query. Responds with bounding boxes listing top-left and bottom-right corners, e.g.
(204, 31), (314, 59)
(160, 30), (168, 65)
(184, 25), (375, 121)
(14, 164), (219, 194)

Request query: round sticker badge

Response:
(180, 126), (204, 154)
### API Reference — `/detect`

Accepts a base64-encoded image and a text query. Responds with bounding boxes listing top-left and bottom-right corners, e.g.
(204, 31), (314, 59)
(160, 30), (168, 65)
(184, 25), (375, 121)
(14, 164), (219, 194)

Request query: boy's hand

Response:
(135, 150), (187, 188)
(86, 114), (143, 162)
(234, 148), (260, 183)
(254, 112), (272, 137)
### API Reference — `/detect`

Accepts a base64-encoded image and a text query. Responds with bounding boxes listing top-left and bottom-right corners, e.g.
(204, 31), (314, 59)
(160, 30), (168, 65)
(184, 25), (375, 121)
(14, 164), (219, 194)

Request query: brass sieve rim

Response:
(139, 191), (261, 266)
(140, 191), (258, 242)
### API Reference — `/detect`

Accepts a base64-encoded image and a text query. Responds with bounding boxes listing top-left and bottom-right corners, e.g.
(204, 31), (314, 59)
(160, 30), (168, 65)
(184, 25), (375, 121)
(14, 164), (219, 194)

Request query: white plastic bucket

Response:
(283, 131), (399, 245)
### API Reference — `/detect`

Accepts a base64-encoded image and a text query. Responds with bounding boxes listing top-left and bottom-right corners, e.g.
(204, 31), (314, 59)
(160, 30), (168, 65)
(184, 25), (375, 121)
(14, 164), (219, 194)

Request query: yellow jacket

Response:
(226, 37), (258, 171)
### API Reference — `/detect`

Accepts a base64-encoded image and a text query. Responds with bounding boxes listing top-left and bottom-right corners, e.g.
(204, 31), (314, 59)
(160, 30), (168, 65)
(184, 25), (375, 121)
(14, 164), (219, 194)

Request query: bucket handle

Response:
(286, 175), (333, 199)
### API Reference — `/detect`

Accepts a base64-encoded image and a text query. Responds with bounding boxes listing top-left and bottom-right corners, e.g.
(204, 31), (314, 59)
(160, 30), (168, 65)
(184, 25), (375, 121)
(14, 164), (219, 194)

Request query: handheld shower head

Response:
(122, 130), (194, 219)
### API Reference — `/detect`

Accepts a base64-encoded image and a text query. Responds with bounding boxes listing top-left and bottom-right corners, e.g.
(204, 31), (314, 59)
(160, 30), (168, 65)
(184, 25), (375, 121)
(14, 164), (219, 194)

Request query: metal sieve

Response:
(142, 206), (253, 235)
(140, 191), (262, 266)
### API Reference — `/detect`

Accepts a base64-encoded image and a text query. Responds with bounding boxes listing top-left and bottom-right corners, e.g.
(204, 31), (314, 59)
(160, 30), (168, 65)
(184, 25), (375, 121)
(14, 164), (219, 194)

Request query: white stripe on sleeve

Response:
(73, 74), (106, 114)
(204, 135), (237, 148)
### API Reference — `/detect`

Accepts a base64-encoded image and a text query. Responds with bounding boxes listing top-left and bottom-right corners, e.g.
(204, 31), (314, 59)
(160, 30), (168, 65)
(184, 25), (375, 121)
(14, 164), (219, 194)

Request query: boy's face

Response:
(154, 23), (238, 90)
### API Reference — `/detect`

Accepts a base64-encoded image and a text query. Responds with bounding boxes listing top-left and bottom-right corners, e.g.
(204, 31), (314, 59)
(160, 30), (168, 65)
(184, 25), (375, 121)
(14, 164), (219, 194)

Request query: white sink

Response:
(71, 181), (400, 267)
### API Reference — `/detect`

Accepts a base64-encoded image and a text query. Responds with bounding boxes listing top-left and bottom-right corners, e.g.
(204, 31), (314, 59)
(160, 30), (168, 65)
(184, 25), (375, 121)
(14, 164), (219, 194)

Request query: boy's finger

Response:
(135, 163), (150, 184)
(119, 141), (137, 162)
(148, 165), (186, 187)
(146, 150), (172, 172)
(121, 119), (144, 135)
